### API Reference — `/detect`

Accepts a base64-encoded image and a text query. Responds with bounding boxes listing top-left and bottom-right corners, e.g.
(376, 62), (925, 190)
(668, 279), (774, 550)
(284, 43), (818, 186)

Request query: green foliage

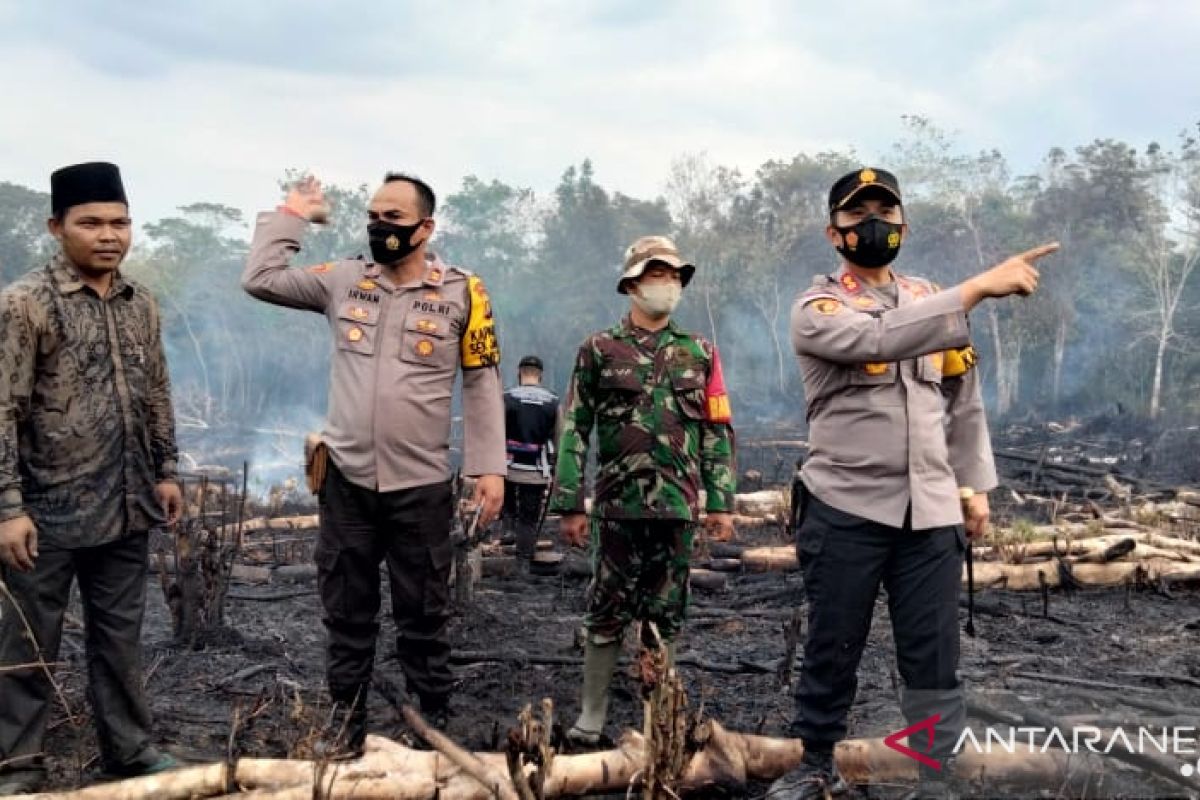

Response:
(3, 124), (1200, 430)
(0, 181), (53, 286)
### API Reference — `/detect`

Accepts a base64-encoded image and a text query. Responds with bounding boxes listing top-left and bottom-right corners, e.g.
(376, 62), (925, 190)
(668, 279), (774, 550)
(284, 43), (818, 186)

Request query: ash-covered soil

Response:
(36, 520), (1200, 798)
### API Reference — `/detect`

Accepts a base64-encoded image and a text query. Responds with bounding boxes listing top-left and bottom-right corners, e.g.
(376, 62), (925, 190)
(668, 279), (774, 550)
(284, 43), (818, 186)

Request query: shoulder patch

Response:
(802, 294), (844, 316)
(461, 274), (500, 369)
(705, 345), (732, 424)
(898, 274), (935, 298)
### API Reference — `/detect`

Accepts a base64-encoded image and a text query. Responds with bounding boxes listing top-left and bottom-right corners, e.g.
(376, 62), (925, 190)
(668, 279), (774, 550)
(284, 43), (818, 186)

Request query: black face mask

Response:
(368, 219), (425, 265)
(834, 215), (904, 268)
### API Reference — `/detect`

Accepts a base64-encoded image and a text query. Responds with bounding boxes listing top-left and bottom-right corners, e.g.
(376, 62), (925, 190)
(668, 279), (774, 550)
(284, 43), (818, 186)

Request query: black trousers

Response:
(0, 533), (153, 778)
(790, 491), (966, 763)
(502, 481), (545, 559)
(316, 462), (454, 709)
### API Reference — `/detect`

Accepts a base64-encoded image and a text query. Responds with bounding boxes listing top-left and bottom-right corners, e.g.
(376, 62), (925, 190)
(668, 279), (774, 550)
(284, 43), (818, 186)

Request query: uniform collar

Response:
(362, 252), (447, 288)
(834, 266), (897, 296)
(617, 314), (681, 340)
(50, 252), (133, 299)
(421, 253), (447, 287)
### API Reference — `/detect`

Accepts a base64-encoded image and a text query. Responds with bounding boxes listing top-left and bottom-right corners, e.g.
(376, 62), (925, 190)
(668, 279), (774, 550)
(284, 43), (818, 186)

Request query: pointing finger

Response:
(1020, 242), (1060, 262)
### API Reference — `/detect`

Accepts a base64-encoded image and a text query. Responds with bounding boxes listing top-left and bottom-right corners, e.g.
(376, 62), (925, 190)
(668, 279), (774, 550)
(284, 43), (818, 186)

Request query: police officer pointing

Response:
(242, 173), (505, 754)
(768, 168), (1058, 799)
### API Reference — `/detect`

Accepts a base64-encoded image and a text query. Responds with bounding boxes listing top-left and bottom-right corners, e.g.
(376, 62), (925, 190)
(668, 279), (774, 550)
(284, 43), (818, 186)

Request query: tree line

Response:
(2, 118), (1198, 435)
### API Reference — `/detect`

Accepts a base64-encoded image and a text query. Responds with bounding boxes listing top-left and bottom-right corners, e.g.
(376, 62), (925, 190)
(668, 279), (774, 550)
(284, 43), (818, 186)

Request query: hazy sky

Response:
(1, 0), (1195, 226)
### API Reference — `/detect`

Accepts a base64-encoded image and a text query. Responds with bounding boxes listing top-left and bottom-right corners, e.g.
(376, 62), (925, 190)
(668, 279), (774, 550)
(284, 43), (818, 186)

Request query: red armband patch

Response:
(705, 346), (733, 424)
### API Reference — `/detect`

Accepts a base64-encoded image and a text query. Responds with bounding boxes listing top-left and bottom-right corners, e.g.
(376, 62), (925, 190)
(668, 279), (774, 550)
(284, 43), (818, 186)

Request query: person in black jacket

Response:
(502, 355), (558, 563)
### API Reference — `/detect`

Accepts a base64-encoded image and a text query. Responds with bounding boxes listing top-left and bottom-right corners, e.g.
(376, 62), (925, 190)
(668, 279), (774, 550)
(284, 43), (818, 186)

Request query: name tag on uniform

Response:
(348, 288), (381, 303)
(412, 299), (453, 316)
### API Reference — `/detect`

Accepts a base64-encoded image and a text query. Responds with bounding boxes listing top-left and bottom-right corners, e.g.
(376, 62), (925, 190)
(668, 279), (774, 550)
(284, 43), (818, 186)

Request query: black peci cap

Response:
(50, 162), (128, 217)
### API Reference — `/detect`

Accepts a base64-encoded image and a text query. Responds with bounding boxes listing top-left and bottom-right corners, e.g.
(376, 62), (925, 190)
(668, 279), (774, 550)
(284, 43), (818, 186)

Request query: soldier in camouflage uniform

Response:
(549, 236), (736, 746)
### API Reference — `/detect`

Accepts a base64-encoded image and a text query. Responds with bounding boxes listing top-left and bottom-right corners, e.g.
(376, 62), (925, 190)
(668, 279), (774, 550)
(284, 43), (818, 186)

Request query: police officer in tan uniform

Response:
(768, 169), (1058, 799)
(242, 173), (505, 755)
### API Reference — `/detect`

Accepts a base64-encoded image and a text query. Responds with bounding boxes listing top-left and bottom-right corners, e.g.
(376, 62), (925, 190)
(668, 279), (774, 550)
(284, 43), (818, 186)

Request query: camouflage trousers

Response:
(584, 518), (696, 644)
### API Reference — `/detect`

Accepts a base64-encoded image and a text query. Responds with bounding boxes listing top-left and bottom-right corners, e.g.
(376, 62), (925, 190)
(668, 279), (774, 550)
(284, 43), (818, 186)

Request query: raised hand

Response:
(283, 175), (330, 224)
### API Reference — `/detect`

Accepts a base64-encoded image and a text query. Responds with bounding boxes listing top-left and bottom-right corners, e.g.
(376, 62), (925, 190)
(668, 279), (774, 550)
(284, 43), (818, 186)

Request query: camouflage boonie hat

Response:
(617, 235), (695, 295)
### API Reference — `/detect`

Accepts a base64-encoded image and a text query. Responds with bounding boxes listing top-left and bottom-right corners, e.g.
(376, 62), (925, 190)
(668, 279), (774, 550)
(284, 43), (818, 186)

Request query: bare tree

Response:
(1125, 138), (1200, 418)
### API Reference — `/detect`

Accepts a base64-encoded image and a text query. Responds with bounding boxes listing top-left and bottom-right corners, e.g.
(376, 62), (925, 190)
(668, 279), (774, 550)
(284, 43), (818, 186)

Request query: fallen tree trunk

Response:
(215, 515), (319, 536)
(734, 547), (1200, 589)
(985, 536), (1197, 565)
(972, 558), (1200, 590)
(24, 724), (1096, 799)
(154, 560), (275, 586)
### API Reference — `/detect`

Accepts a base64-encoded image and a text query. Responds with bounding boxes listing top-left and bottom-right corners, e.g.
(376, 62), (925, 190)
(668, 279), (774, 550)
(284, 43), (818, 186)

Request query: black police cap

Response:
(828, 167), (902, 213)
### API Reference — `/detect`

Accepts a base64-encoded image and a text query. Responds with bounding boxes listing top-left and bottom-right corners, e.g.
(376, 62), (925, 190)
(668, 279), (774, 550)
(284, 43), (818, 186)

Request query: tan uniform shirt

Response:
(242, 211), (506, 492)
(791, 269), (998, 530)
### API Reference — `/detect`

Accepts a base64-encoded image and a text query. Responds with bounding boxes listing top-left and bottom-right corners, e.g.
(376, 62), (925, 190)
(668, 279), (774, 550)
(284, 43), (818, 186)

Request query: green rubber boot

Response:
(566, 638), (621, 746)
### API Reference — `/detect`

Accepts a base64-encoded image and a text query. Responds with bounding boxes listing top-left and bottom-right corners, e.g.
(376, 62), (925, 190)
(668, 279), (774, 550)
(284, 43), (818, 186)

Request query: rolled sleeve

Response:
(792, 289), (970, 364)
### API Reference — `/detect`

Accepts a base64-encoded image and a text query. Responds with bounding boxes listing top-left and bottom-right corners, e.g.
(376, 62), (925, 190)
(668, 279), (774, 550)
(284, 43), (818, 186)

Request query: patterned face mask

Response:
(631, 281), (682, 318)
(367, 219), (425, 265)
(835, 215), (904, 268)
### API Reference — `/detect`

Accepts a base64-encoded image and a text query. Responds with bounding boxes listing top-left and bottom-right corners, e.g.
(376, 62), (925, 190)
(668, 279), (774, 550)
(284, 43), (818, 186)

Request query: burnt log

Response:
(23, 724), (1101, 799)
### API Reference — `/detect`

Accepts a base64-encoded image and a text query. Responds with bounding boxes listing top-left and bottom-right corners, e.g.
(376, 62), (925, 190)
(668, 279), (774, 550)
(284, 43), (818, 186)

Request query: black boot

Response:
(313, 686), (368, 760)
(766, 747), (848, 800)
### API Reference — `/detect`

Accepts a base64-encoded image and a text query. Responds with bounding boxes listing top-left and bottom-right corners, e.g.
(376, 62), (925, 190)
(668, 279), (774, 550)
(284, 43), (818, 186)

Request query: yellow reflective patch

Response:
(863, 362), (889, 376)
(461, 275), (500, 369)
(942, 345), (978, 377)
(707, 394), (732, 424)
